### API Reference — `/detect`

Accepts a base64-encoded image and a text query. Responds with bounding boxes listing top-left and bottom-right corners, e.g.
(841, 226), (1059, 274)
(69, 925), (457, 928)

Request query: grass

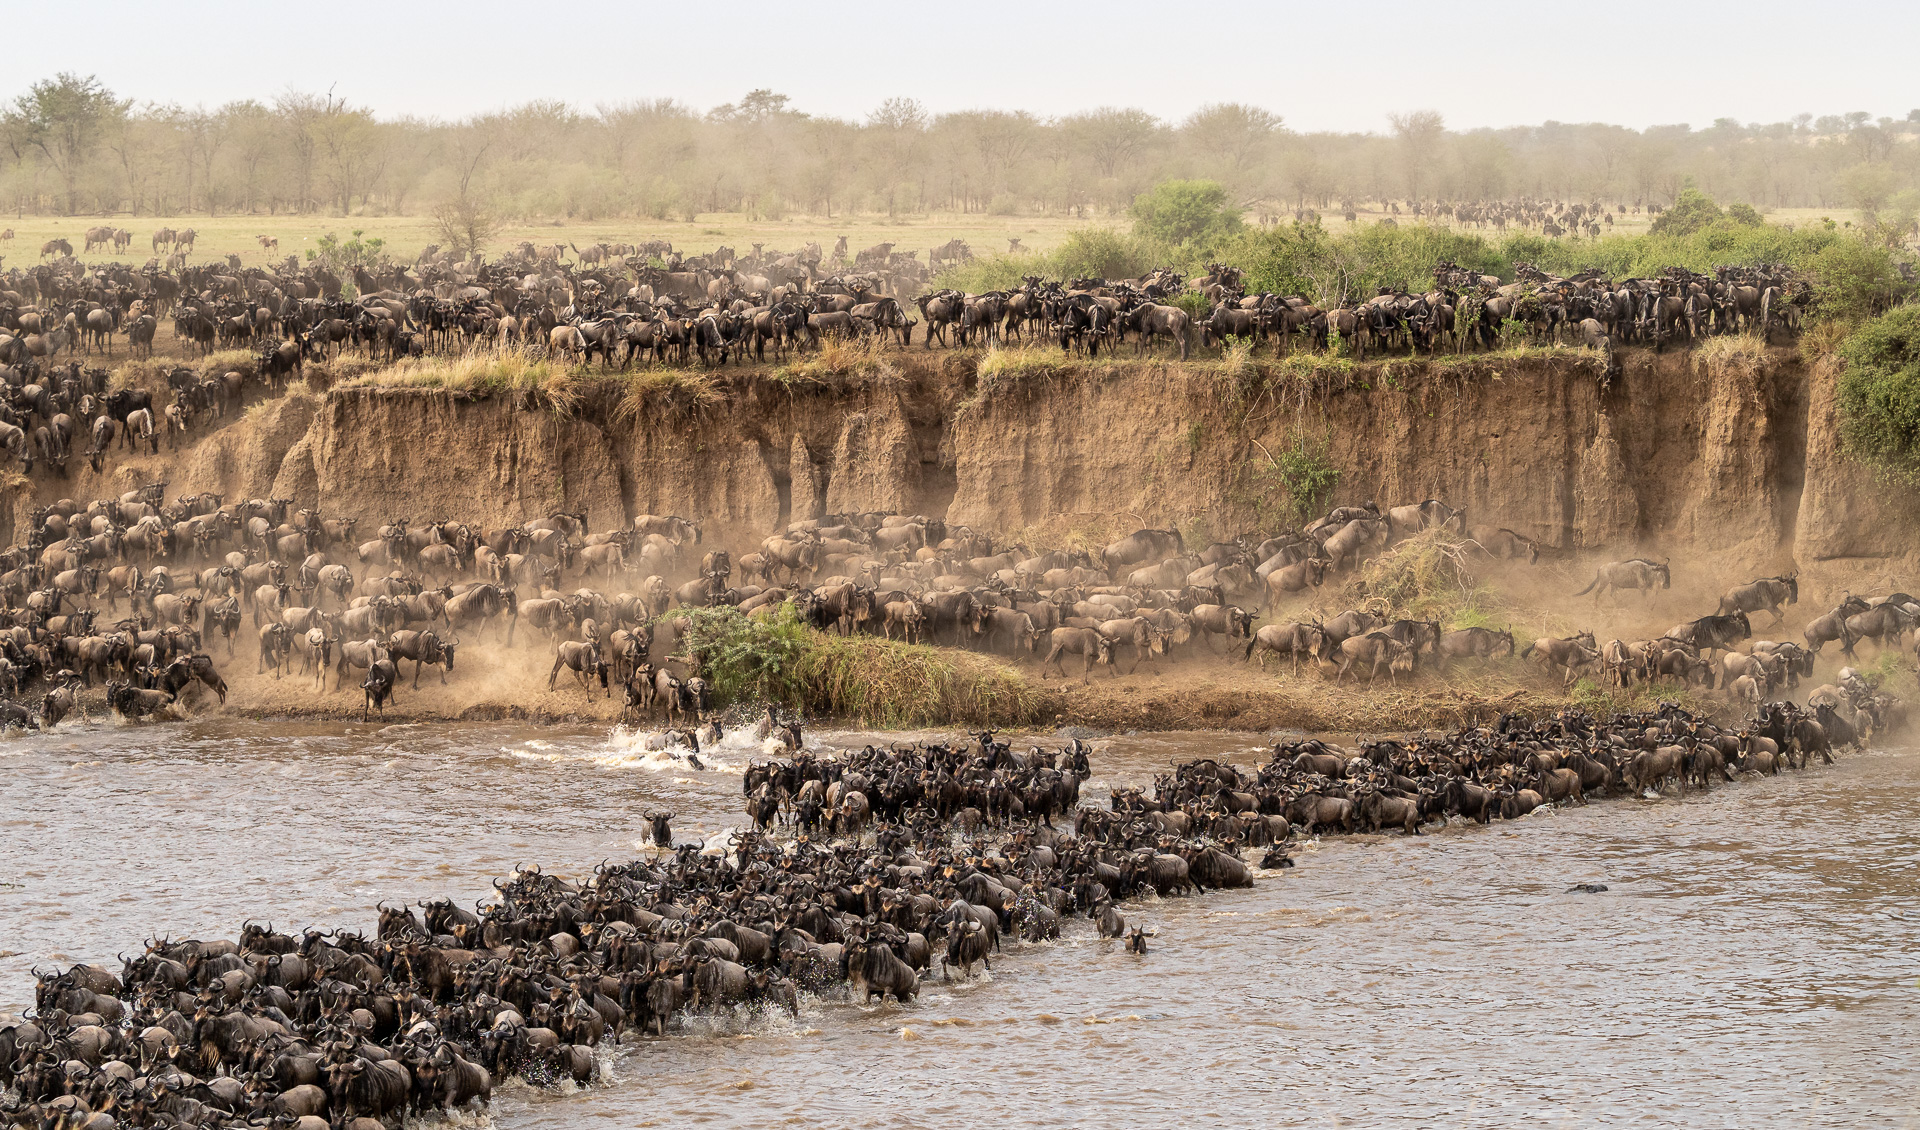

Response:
(3, 212), (1105, 277)
(335, 349), (588, 412)
(612, 369), (725, 425)
(797, 634), (1044, 728)
(674, 604), (1044, 728)
(1693, 334), (1770, 380)
(1336, 528), (1496, 626)
(768, 335), (906, 390)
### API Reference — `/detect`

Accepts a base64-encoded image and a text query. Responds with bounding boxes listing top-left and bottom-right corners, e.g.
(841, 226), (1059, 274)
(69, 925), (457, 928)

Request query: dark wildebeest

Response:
(1436, 626), (1516, 669)
(1663, 612), (1752, 652)
(1468, 525), (1540, 564)
(1101, 528), (1183, 578)
(1521, 632), (1600, 687)
(549, 640), (607, 699)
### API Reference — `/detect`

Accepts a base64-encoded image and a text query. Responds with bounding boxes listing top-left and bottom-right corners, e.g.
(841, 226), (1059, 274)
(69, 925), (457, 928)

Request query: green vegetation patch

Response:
(1836, 304), (1920, 479)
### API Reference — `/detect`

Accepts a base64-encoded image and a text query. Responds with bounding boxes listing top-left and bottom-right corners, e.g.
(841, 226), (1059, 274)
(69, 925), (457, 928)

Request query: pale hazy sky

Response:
(13, 1), (1914, 132)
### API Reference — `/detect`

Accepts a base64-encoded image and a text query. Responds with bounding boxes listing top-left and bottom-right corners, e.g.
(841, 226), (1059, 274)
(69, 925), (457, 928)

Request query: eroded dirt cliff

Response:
(11, 345), (1903, 598)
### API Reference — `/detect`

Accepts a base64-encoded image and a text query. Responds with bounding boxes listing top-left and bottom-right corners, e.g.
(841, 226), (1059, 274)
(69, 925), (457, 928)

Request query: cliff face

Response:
(11, 347), (1906, 598)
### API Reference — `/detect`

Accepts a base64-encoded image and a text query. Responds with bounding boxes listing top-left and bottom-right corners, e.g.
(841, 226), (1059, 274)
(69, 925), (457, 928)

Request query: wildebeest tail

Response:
(1519, 639), (1536, 659)
(1572, 573), (1600, 596)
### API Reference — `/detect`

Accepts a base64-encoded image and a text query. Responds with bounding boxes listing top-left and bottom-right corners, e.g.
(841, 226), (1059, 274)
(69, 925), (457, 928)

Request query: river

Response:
(2, 720), (1914, 1128)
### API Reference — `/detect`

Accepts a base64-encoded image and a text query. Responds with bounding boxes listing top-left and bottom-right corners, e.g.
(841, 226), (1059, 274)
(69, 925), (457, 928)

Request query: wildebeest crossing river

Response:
(3, 721), (1914, 1127)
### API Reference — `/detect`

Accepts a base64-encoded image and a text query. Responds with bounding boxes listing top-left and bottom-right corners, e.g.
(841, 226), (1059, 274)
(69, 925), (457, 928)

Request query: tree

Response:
(867, 97), (926, 218)
(1388, 109), (1446, 202)
(1840, 162), (1897, 217)
(1063, 107), (1161, 179)
(709, 90), (802, 125)
(7, 73), (127, 214)
(432, 196), (500, 261)
(1649, 187), (1723, 236)
(179, 106), (229, 214)
(274, 90), (325, 212)
(1182, 103), (1280, 179)
(1130, 179), (1243, 247)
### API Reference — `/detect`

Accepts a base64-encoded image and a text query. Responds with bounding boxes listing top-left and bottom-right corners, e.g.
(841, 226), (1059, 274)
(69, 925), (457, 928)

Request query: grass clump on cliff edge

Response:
(1835, 304), (1920, 480)
(675, 605), (1043, 728)
(339, 349), (584, 409)
(769, 336), (905, 391)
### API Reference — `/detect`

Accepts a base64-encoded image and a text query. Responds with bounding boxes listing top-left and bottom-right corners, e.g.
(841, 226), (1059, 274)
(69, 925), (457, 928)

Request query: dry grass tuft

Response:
(1335, 528), (1493, 626)
(769, 336), (905, 391)
(613, 369), (725, 425)
(1693, 335), (1768, 380)
(336, 348), (602, 414)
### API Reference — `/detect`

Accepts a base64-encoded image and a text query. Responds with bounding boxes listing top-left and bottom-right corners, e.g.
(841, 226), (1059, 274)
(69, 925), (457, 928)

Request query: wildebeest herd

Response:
(1, 686), (1876, 1127)
(0, 467), (1908, 739)
(0, 734), (1251, 1127)
(0, 231), (1805, 401)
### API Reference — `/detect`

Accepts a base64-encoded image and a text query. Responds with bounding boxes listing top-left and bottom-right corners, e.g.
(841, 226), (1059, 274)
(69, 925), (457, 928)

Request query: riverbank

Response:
(100, 633), (1704, 734)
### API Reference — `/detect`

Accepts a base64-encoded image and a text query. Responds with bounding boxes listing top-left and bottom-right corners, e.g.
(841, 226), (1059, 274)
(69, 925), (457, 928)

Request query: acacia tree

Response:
(868, 97), (926, 218)
(1388, 109), (1445, 203)
(7, 73), (127, 214)
(431, 133), (497, 260)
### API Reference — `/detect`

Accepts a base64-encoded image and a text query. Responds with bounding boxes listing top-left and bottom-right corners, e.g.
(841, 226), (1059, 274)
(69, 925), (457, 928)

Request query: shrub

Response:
(1835, 304), (1920, 478)
(1130, 179), (1243, 248)
(1649, 188), (1724, 237)
(668, 604), (1043, 726)
(1250, 431), (1340, 528)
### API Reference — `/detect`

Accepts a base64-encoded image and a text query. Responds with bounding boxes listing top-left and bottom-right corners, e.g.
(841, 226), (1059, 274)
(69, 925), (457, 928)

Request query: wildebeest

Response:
(1039, 627), (1114, 683)
(1717, 573), (1797, 623)
(1663, 612), (1752, 651)
(1521, 632), (1600, 687)
(1245, 621), (1326, 675)
(548, 640), (606, 698)
(1573, 558), (1670, 601)
(360, 658), (398, 719)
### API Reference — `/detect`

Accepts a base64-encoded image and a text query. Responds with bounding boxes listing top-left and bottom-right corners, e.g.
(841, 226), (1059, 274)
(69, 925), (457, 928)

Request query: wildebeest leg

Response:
(547, 654), (564, 690)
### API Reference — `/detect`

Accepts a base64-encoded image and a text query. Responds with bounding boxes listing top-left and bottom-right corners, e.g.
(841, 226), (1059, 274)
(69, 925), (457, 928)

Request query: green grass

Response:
(674, 604), (1044, 727)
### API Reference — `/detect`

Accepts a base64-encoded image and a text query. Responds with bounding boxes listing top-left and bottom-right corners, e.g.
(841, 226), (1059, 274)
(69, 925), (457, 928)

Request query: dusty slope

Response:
(15, 342), (1915, 729)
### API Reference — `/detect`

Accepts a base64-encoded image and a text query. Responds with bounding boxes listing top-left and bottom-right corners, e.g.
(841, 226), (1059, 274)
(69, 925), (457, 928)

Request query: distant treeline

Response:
(5, 75), (1920, 223)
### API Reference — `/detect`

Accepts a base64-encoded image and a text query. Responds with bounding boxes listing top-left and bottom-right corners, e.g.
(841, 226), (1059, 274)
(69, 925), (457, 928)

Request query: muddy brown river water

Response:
(3, 720), (1916, 1127)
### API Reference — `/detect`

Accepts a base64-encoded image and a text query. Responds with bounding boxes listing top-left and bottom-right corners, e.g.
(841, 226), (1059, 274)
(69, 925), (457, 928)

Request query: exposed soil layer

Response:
(17, 344), (1909, 728)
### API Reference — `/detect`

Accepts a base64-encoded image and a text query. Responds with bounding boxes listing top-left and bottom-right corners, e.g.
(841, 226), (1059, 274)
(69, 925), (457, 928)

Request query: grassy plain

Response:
(0, 205), (1845, 275)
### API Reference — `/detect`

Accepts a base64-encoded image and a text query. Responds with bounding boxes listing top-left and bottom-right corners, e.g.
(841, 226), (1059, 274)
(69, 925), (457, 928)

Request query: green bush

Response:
(1247, 431), (1341, 528)
(676, 605), (810, 705)
(666, 602), (1043, 726)
(1130, 179), (1243, 247)
(1650, 188), (1724, 237)
(1170, 291), (1211, 322)
(932, 227), (1169, 292)
(1836, 304), (1920, 478)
